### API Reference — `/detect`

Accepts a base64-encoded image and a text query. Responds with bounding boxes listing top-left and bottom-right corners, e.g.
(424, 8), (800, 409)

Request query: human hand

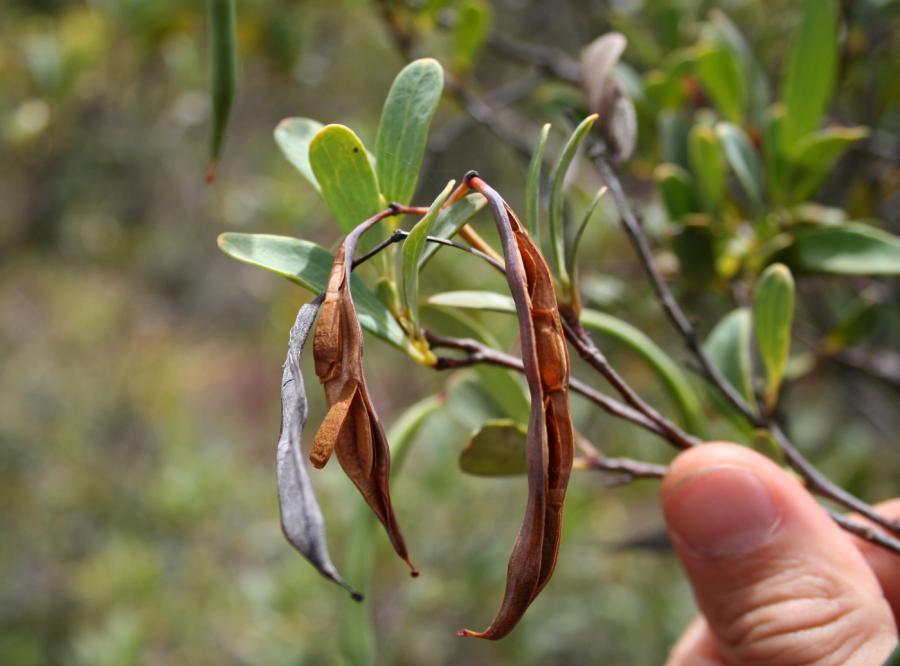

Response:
(662, 443), (899, 665)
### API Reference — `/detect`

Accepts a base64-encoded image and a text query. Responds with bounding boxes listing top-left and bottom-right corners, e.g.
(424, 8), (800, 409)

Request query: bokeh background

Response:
(2, 0), (898, 664)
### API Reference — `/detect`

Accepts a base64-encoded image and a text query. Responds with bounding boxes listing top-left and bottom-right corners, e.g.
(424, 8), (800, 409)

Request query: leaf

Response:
(695, 46), (746, 123)
(707, 9), (770, 122)
(704, 308), (755, 409)
(426, 290), (515, 313)
(688, 125), (725, 213)
(375, 58), (444, 205)
(779, 0), (838, 152)
(453, 0), (493, 73)
(581, 33), (635, 160)
(753, 264), (795, 409)
(762, 104), (788, 204)
(654, 163), (694, 220)
(339, 509), (377, 666)
(785, 223), (900, 275)
(309, 124), (382, 233)
(459, 420), (528, 476)
(419, 193), (487, 267)
(206, 0), (237, 182)
(715, 122), (764, 210)
(388, 394), (445, 476)
(277, 297), (361, 600)
(274, 118), (323, 192)
(525, 123), (551, 239)
(580, 308), (704, 434)
(787, 126), (869, 202)
(401, 180), (455, 333)
(217, 233), (410, 352)
(548, 114), (597, 288)
(566, 186), (607, 278)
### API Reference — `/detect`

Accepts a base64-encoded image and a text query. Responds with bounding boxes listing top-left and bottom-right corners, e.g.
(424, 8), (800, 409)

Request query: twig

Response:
(578, 454), (668, 480)
(829, 511), (900, 555)
(354, 227), (505, 274)
(486, 33), (583, 85)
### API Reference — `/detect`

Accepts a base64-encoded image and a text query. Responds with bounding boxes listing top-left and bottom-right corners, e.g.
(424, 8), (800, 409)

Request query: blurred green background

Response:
(2, 0), (898, 664)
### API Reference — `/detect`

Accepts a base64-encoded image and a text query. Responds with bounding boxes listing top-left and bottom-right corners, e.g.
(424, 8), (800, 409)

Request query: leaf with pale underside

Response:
(274, 118), (324, 192)
(419, 193), (487, 267)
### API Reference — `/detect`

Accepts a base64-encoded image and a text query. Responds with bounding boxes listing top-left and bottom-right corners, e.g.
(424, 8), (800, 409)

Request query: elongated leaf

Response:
(705, 308), (754, 408)
(206, 0), (237, 182)
(707, 9), (770, 123)
(753, 264), (795, 408)
(566, 186), (607, 277)
(419, 193), (487, 266)
(548, 115), (597, 286)
(654, 163), (695, 220)
(401, 180), (455, 333)
(459, 420), (528, 476)
(786, 223), (900, 275)
(688, 125), (725, 213)
(426, 290), (515, 313)
(787, 126), (869, 202)
(780, 0), (838, 151)
(217, 233), (411, 351)
(580, 309), (704, 434)
(277, 297), (360, 600)
(695, 46), (745, 123)
(339, 509), (377, 666)
(453, 0), (493, 72)
(525, 123), (551, 239)
(763, 104), (788, 204)
(274, 118), (323, 192)
(375, 58), (444, 205)
(388, 394), (445, 475)
(309, 124), (382, 233)
(716, 122), (764, 210)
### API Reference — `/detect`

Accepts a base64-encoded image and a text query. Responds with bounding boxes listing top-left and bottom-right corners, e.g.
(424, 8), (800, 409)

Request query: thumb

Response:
(662, 443), (896, 666)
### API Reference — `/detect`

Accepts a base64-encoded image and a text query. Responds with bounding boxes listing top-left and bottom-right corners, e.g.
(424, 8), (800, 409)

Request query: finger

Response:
(661, 443), (896, 666)
(850, 498), (900, 622)
(666, 616), (723, 666)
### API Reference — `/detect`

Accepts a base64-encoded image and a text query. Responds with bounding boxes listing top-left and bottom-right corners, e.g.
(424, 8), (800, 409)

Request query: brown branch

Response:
(578, 455), (668, 481)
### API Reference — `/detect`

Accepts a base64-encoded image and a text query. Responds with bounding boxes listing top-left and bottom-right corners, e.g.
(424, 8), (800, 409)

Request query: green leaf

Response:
(446, 372), (508, 431)
(548, 114), (597, 288)
(566, 186), (607, 278)
(780, 0), (838, 152)
(580, 309), (704, 434)
(762, 104), (788, 204)
(426, 290), (515, 313)
(309, 125), (382, 233)
(654, 163), (694, 220)
(786, 223), (900, 275)
(401, 180), (455, 333)
(452, 0), (493, 73)
(688, 125), (725, 213)
(705, 308), (755, 408)
(217, 233), (410, 351)
(707, 9), (770, 123)
(787, 126), (869, 203)
(753, 264), (795, 409)
(206, 0), (237, 181)
(695, 46), (746, 123)
(274, 118), (323, 192)
(822, 297), (879, 354)
(339, 509), (377, 666)
(389, 394), (445, 476)
(715, 122), (764, 210)
(525, 123), (551, 239)
(375, 58), (444, 205)
(459, 420), (528, 476)
(419, 193), (486, 267)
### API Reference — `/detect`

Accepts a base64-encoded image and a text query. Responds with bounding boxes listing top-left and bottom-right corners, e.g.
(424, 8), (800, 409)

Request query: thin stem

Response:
(578, 455), (668, 480)
(353, 228), (505, 274)
(486, 33), (583, 84)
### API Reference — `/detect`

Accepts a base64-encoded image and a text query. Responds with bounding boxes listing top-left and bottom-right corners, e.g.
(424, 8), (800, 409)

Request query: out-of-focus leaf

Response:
(206, 0), (237, 182)
(566, 186), (607, 278)
(688, 125), (725, 213)
(659, 109), (692, 168)
(401, 180), (455, 333)
(787, 126), (869, 202)
(452, 0), (493, 73)
(388, 393), (445, 475)
(581, 33), (636, 160)
(753, 264), (795, 409)
(695, 46), (745, 123)
(707, 9), (770, 122)
(580, 309), (704, 434)
(785, 223), (900, 275)
(459, 420), (528, 476)
(654, 163), (694, 220)
(779, 0), (837, 152)
(420, 193), (486, 267)
(217, 233), (410, 351)
(548, 114), (597, 287)
(705, 308), (754, 408)
(309, 124), (382, 233)
(446, 372), (507, 431)
(716, 122), (763, 210)
(375, 58), (444, 205)
(426, 290), (515, 313)
(525, 123), (551, 239)
(274, 118), (323, 192)
(822, 297), (880, 354)
(339, 509), (377, 666)
(763, 104), (788, 204)
(671, 219), (717, 283)
(277, 296), (361, 600)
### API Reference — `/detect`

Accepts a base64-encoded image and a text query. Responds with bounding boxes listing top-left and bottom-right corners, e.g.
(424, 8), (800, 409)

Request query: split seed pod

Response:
(311, 212), (418, 576)
(458, 175), (575, 640)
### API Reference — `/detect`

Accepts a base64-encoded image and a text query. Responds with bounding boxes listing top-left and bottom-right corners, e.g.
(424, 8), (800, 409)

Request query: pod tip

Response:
(205, 161), (218, 184)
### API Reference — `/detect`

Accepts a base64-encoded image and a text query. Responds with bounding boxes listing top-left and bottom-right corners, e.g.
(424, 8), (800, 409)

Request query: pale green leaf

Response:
(453, 0), (493, 73)
(787, 126), (869, 203)
(654, 163), (694, 220)
(426, 290), (515, 313)
(688, 125), (725, 213)
(566, 186), (607, 278)
(309, 124), (382, 233)
(716, 122), (764, 210)
(389, 394), (445, 476)
(419, 193), (487, 267)
(375, 58), (444, 205)
(787, 223), (900, 275)
(525, 123), (551, 239)
(695, 46), (746, 123)
(459, 420), (528, 476)
(705, 308), (754, 408)
(274, 118), (323, 192)
(753, 264), (795, 408)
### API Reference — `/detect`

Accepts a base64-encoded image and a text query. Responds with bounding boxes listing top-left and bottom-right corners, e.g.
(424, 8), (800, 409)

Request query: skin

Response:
(663, 443), (899, 666)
